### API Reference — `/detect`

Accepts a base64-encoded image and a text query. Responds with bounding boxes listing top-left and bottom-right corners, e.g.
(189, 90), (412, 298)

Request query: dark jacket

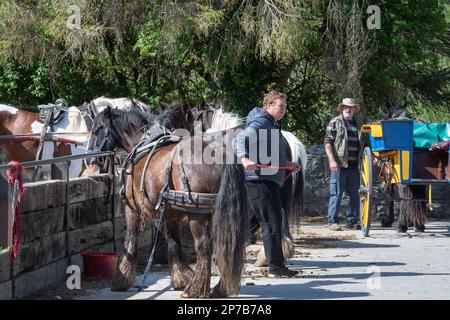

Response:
(233, 107), (287, 187)
(324, 115), (363, 168)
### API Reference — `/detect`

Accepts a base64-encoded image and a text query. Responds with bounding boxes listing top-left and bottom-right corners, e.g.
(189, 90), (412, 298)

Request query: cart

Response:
(359, 120), (450, 236)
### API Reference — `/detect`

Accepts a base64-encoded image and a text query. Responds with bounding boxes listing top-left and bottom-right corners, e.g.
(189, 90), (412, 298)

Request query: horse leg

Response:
(111, 206), (140, 291)
(164, 220), (194, 290)
(411, 185), (427, 232)
(181, 217), (212, 298)
(397, 184), (427, 233)
(255, 208), (294, 267)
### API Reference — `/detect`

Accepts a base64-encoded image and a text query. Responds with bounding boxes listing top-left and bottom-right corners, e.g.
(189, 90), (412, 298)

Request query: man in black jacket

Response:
(233, 90), (300, 278)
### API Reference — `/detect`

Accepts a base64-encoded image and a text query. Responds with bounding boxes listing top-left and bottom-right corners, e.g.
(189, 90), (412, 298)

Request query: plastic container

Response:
(81, 252), (119, 279)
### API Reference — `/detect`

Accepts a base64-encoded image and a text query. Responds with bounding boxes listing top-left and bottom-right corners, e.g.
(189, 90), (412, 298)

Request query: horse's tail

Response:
(281, 131), (308, 230)
(212, 164), (248, 296)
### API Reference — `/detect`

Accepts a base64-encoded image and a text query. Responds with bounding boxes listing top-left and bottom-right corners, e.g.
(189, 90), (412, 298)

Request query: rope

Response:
(6, 161), (24, 260)
(254, 164), (299, 181)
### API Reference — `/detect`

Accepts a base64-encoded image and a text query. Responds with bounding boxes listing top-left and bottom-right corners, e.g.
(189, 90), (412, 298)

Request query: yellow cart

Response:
(359, 120), (449, 236)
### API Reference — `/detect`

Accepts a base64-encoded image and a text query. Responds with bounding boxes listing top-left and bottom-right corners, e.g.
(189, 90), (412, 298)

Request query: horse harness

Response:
(38, 99), (97, 130)
(120, 123), (218, 216)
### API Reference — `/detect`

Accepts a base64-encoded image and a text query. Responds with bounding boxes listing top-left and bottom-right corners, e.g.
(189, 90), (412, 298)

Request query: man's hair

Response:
(263, 90), (287, 109)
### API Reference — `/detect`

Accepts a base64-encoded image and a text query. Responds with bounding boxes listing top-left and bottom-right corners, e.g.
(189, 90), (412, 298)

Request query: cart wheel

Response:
(359, 147), (373, 237)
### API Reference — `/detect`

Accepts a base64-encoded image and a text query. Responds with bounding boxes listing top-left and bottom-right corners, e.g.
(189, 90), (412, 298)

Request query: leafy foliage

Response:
(0, 0), (448, 143)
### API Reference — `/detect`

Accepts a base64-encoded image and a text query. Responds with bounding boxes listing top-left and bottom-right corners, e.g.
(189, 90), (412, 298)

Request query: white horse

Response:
(0, 103), (90, 178)
(91, 96), (150, 114)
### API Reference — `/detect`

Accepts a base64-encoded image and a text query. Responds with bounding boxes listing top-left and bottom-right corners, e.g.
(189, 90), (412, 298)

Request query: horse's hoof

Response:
(210, 287), (226, 298)
(180, 292), (191, 299)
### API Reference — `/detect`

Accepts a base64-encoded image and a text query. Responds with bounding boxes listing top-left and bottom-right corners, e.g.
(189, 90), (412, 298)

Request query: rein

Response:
(254, 164), (298, 181)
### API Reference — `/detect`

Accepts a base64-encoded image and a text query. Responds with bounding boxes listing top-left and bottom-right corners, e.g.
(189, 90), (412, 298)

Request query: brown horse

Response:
(0, 103), (90, 177)
(88, 104), (248, 298)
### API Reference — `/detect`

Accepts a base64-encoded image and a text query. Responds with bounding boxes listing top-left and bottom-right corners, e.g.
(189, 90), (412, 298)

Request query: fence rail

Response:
(0, 151), (115, 172)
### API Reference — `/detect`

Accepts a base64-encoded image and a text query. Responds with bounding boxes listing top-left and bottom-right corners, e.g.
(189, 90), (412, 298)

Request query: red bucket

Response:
(81, 252), (119, 279)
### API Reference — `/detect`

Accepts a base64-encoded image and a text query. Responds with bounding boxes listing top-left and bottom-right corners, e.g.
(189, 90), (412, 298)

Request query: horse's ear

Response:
(159, 102), (169, 111)
(386, 99), (393, 110)
(182, 102), (191, 115)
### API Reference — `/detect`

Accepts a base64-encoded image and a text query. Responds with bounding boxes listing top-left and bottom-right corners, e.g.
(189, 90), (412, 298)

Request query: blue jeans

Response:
(327, 164), (360, 226)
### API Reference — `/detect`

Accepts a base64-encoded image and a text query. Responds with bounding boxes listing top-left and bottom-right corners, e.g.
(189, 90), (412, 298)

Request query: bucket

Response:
(81, 252), (119, 279)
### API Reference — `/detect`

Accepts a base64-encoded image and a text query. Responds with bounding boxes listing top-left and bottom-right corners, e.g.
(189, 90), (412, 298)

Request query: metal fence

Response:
(0, 150), (121, 299)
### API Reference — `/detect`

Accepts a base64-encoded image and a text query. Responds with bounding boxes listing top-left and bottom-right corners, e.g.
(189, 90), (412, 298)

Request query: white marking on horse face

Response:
(31, 108), (89, 178)
(38, 141), (55, 176)
(93, 96), (149, 113)
(31, 120), (44, 133)
(0, 104), (18, 114)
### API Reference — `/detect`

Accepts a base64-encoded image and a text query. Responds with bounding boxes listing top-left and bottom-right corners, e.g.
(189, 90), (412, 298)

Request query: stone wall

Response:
(0, 174), (154, 299)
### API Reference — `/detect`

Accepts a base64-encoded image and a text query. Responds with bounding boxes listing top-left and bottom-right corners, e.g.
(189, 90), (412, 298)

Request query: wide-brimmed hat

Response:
(338, 98), (360, 113)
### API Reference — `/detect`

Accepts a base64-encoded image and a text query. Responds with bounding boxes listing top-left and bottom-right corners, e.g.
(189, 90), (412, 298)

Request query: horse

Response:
(191, 102), (308, 266)
(88, 103), (248, 298)
(90, 96), (150, 114)
(0, 102), (90, 178)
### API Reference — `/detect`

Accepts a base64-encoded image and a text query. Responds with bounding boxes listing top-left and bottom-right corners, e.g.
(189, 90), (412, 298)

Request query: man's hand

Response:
(241, 157), (257, 170)
(286, 161), (301, 173)
(329, 160), (339, 172)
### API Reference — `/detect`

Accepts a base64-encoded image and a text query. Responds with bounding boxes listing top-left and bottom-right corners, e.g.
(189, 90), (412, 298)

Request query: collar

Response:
(263, 109), (281, 129)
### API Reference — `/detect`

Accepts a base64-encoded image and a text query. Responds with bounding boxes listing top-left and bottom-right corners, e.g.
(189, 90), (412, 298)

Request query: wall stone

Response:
(0, 251), (10, 283)
(14, 258), (69, 299)
(20, 180), (66, 212)
(14, 232), (66, 275)
(69, 199), (111, 230)
(68, 221), (113, 255)
(21, 207), (65, 243)
(0, 280), (12, 300)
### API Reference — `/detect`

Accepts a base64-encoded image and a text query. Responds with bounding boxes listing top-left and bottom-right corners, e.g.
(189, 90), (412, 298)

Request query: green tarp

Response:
(413, 123), (450, 149)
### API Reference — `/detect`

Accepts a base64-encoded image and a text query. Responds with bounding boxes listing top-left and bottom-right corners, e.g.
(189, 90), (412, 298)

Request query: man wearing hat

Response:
(324, 98), (363, 231)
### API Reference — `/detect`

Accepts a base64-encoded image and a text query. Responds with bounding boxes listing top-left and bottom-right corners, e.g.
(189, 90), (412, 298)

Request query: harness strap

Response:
(139, 135), (182, 193)
(155, 144), (180, 211)
(32, 107), (54, 181)
(178, 158), (193, 202)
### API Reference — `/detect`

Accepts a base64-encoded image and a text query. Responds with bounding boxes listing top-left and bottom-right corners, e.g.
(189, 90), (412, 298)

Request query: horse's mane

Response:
(156, 103), (192, 130)
(207, 108), (245, 133)
(101, 107), (155, 135)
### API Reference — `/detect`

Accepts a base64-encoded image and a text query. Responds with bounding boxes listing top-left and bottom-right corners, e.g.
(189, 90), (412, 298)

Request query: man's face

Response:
(341, 105), (356, 120)
(267, 98), (287, 121)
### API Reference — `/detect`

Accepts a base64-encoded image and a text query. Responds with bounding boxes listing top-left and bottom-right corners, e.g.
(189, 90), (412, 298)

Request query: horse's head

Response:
(156, 102), (194, 133)
(385, 99), (411, 120)
(190, 102), (217, 132)
(87, 105), (153, 165)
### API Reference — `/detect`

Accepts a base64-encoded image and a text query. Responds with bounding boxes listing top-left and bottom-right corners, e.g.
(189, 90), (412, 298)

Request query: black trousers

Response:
(246, 180), (285, 271)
